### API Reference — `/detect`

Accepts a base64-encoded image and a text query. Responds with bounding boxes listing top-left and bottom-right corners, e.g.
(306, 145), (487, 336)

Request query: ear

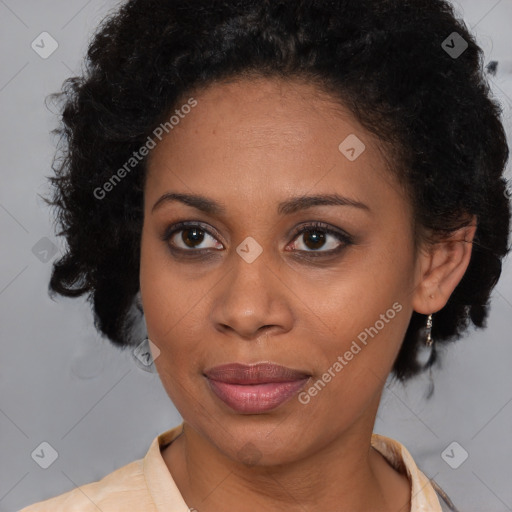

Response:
(412, 216), (477, 315)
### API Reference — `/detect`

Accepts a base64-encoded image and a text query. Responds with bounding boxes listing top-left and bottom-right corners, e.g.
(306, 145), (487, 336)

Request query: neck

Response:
(162, 405), (410, 511)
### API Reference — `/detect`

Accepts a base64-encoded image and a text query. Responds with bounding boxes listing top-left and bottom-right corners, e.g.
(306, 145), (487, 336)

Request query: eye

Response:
(162, 221), (352, 257)
(287, 222), (352, 255)
(164, 222), (223, 251)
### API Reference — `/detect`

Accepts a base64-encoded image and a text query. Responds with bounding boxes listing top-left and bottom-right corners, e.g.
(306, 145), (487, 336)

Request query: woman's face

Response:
(140, 77), (423, 465)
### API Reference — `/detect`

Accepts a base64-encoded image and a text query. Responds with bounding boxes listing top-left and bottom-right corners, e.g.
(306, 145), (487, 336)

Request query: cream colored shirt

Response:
(20, 424), (447, 511)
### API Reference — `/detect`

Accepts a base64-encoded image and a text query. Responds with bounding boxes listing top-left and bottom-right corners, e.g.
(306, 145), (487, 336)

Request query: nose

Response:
(209, 249), (294, 341)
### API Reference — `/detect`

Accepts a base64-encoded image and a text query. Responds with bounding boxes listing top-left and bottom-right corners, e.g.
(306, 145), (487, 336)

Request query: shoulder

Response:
(19, 424), (185, 512)
(18, 458), (155, 512)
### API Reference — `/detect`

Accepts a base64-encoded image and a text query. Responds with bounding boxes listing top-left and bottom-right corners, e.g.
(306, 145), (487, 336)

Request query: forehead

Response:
(144, 77), (399, 216)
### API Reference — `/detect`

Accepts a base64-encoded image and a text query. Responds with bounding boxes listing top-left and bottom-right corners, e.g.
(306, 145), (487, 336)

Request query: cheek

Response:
(302, 245), (411, 341)
(297, 243), (413, 405)
(140, 230), (196, 342)
(139, 232), (214, 396)
(297, 302), (410, 433)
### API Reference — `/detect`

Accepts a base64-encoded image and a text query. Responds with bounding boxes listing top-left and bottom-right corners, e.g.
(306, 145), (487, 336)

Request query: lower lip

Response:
(206, 378), (309, 413)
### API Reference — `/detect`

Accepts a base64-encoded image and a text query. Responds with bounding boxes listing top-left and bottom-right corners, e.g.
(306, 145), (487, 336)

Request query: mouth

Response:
(203, 362), (311, 414)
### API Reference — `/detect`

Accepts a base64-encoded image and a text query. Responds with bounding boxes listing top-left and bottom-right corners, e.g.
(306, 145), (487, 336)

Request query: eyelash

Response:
(161, 221), (353, 259)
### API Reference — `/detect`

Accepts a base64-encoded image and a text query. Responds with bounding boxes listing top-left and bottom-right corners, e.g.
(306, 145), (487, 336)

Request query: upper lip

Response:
(204, 362), (310, 384)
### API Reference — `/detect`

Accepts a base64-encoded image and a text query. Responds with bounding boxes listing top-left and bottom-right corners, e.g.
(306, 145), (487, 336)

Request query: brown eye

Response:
(165, 223), (223, 251)
(289, 223), (351, 254)
(180, 227), (206, 248)
(301, 230), (326, 250)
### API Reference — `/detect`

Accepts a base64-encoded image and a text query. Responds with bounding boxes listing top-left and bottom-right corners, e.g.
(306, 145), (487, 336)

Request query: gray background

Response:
(1, 1), (511, 511)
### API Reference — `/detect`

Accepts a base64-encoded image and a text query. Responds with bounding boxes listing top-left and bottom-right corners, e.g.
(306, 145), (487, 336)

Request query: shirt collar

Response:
(143, 424), (190, 512)
(371, 433), (443, 512)
(143, 424), (442, 512)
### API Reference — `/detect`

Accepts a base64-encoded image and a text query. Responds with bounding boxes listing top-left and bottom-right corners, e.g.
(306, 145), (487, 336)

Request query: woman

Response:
(20, 0), (510, 510)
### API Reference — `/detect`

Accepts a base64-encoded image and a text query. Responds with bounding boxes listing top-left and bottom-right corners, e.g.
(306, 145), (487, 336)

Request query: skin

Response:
(139, 76), (476, 512)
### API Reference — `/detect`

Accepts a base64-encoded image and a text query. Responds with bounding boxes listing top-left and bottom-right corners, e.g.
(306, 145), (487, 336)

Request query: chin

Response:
(192, 412), (320, 467)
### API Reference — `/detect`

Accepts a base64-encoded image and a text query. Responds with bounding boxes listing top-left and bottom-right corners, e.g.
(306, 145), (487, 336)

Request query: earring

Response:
(425, 313), (433, 347)
(135, 290), (144, 314)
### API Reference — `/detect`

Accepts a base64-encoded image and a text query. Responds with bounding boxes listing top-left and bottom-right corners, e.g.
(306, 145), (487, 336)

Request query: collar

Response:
(143, 424), (442, 512)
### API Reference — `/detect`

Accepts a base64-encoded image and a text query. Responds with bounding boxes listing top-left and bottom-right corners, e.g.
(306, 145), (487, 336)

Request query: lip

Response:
(204, 362), (310, 413)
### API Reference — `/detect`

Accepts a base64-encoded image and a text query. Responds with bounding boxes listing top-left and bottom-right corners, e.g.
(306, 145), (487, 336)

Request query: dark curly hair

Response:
(45, 0), (511, 381)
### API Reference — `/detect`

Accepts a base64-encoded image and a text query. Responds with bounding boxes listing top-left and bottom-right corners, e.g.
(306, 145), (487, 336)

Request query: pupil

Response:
(183, 228), (204, 247)
(305, 230), (325, 249)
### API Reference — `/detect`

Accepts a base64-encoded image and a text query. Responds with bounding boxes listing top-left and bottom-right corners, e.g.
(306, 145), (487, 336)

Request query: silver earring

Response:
(425, 313), (433, 347)
(135, 290), (144, 314)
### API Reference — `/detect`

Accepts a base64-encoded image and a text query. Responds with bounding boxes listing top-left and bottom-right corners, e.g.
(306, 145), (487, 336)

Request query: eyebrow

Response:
(151, 192), (370, 215)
